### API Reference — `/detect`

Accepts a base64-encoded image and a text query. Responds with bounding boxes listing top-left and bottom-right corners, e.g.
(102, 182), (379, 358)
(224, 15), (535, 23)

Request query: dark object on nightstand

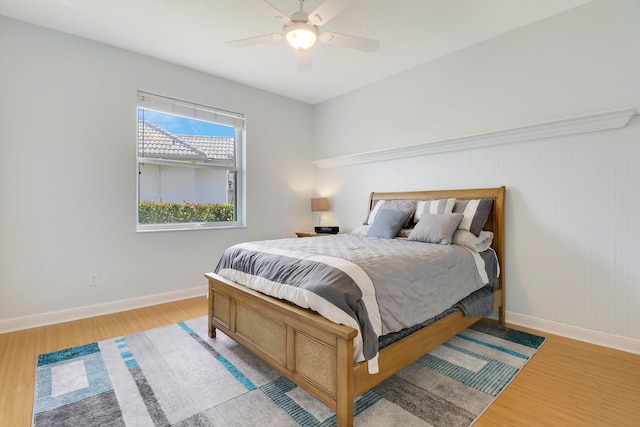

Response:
(315, 226), (339, 234)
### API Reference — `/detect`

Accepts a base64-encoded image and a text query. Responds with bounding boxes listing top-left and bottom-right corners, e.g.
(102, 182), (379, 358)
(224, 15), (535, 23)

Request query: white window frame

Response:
(136, 91), (245, 232)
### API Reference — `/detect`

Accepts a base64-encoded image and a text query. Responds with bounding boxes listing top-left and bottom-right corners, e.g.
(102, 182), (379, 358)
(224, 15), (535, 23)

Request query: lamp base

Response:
(315, 226), (339, 234)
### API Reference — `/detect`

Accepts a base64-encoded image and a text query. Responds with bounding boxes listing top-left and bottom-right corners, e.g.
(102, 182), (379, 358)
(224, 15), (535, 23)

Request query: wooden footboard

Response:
(206, 272), (359, 426)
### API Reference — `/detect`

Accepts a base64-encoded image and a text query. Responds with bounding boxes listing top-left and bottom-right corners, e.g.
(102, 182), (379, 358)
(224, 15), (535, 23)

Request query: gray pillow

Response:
(366, 209), (413, 239)
(364, 199), (417, 227)
(454, 199), (493, 237)
(408, 213), (464, 244)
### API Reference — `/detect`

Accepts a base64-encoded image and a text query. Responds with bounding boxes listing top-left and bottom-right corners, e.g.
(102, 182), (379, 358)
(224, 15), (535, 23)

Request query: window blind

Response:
(137, 91), (245, 128)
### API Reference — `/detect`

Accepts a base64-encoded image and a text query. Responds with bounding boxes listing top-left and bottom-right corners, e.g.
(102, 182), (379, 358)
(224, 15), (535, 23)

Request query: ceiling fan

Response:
(226, 0), (379, 71)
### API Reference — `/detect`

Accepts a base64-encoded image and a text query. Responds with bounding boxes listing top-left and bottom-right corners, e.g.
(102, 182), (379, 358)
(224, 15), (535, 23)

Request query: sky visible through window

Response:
(138, 109), (234, 137)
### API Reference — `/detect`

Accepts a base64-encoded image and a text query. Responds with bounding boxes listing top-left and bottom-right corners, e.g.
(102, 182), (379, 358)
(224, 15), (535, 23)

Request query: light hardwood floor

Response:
(1, 296), (638, 426)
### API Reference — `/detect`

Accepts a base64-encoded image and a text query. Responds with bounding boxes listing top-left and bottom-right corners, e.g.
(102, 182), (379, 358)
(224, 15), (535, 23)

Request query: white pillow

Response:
(453, 230), (494, 252)
(365, 200), (386, 225)
(351, 225), (370, 236)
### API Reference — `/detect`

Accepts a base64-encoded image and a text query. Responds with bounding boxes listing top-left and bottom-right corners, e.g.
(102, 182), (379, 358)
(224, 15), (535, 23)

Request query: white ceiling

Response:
(0, 0), (593, 104)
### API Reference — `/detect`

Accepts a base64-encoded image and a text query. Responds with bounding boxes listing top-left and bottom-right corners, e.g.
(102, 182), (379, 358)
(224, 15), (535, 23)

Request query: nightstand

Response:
(295, 231), (322, 238)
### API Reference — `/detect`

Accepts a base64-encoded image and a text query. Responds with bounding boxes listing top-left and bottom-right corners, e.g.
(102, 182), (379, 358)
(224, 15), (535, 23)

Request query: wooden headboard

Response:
(368, 187), (506, 320)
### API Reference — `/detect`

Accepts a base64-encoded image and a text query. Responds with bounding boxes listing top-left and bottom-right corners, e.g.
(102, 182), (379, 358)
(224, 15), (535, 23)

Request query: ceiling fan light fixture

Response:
(284, 23), (319, 51)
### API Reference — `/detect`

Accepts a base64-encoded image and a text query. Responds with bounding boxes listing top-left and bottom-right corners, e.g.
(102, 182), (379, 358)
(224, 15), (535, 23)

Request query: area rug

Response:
(33, 317), (544, 427)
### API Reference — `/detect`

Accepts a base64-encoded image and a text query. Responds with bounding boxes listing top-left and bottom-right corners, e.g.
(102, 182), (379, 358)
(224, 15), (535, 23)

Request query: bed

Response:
(205, 186), (505, 427)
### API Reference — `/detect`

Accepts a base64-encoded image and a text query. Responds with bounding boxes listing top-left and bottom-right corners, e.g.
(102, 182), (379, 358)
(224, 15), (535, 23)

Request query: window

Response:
(136, 91), (245, 231)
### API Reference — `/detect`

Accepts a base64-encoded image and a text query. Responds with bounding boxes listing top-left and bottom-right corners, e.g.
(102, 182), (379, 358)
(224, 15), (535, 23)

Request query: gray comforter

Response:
(214, 234), (498, 371)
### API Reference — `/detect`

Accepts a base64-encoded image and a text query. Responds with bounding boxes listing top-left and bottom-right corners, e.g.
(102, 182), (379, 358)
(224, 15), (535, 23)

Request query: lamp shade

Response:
(284, 22), (319, 50)
(310, 197), (329, 212)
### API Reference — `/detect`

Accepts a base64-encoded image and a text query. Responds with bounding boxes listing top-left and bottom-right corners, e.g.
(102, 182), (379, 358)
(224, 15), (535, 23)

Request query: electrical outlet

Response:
(90, 274), (98, 286)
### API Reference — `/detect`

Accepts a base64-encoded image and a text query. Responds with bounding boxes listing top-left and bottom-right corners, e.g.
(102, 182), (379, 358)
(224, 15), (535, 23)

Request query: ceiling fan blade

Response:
(308, 0), (356, 26)
(319, 31), (379, 52)
(251, 0), (291, 24)
(296, 50), (312, 72)
(226, 33), (283, 48)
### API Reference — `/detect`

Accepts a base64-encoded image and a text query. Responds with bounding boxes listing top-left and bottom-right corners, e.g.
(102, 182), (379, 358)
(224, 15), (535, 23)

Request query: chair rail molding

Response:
(313, 108), (638, 169)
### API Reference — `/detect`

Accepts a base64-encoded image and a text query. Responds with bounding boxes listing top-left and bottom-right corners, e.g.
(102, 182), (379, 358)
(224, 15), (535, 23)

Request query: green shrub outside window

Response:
(138, 201), (234, 224)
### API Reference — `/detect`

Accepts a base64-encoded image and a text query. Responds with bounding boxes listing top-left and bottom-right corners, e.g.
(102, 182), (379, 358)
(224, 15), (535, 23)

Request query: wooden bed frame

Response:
(205, 187), (505, 427)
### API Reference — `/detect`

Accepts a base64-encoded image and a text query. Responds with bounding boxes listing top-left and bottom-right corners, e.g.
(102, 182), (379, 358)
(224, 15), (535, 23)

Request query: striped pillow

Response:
(414, 198), (456, 223)
(454, 199), (494, 237)
(365, 199), (417, 228)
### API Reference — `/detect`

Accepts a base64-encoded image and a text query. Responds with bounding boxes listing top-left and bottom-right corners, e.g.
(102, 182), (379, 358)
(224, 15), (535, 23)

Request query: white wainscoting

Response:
(314, 108), (640, 355)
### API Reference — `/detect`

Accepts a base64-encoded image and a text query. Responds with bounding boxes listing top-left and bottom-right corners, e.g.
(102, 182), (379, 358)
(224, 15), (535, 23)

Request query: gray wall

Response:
(0, 17), (314, 322)
(313, 0), (640, 349)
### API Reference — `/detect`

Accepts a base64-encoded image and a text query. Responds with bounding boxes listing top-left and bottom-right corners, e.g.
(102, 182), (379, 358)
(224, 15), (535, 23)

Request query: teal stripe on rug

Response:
(506, 329), (546, 348)
(178, 320), (257, 391)
(417, 342), (519, 396)
(124, 359), (139, 370)
(319, 391), (382, 427)
(456, 333), (530, 359)
(261, 377), (322, 427)
(215, 354), (257, 391)
(37, 342), (100, 366)
(260, 376), (382, 427)
(177, 321), (195, 335)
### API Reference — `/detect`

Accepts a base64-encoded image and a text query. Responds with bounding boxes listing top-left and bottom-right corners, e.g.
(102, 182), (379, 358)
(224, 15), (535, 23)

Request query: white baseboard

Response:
(506, 311), (640, 355)
(4, 296), (638, 356)
(0, 286), (207, 334)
